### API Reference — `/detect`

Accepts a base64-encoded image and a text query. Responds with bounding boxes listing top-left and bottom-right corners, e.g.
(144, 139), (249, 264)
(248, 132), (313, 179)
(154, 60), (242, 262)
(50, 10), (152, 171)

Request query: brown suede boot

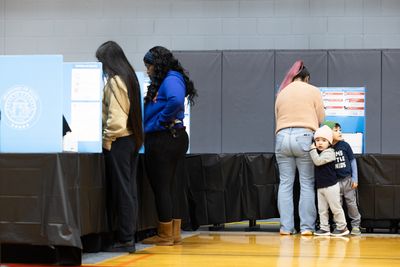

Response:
(173, 219), (182, 244)
(142, 221), (174, 246)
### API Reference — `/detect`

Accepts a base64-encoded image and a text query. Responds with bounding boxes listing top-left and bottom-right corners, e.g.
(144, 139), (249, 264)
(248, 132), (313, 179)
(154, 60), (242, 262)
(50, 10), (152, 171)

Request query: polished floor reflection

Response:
(90, 233), (400, 267)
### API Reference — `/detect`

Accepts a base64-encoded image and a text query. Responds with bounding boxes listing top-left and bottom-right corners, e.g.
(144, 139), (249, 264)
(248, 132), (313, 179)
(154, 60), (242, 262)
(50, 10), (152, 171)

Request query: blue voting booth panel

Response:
(136, 72), (148, 154)
(0, 55), (63, 153)
(63, 63), (103, 153)
(320, 87), (366, 153)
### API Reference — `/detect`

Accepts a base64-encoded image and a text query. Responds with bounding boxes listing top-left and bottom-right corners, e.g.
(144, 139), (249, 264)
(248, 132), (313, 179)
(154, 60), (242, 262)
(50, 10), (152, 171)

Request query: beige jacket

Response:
(275, 81), (325, 133)
(102, 75), (132, 150)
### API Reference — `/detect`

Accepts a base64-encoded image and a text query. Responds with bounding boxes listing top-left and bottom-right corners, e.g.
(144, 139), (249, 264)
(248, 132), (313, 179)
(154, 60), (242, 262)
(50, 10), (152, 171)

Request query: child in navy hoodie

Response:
(324, 121), (362, 236)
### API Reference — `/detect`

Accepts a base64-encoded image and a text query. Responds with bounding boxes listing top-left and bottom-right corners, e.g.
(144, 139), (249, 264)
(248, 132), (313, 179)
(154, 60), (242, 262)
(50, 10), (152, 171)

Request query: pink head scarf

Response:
(278, 60), (304, 92)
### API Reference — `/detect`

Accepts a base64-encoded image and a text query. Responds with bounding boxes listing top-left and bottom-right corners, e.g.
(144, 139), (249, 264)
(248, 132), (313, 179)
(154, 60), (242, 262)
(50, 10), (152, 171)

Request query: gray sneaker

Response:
(351, 227), (361, 235)
(331, 228), (349, 237)
(314, 229), (331, 236)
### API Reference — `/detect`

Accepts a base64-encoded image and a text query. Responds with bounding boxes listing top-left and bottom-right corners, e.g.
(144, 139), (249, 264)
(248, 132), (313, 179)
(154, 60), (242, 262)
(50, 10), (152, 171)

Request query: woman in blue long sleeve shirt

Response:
(142, 46), (197, 246)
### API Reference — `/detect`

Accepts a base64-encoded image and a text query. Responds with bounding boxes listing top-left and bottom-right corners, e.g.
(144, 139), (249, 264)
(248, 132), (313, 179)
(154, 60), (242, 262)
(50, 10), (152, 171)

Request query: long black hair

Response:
(96, 40), (143, 151)
(143, 46), (197, 105)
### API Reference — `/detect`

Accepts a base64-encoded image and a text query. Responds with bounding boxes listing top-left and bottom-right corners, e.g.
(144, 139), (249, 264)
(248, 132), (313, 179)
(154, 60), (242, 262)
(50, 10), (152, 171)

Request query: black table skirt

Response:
(1, 153), (399, 264)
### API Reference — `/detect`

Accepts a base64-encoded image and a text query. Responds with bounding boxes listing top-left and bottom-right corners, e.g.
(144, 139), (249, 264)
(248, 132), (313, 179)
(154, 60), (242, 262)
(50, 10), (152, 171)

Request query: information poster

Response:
(63, 63), (103, 152)
(320, 87), (366, 153)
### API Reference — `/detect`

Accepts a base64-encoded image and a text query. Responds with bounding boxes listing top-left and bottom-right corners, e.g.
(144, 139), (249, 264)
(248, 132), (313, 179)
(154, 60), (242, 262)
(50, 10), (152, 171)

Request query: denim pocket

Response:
(295, 132), (313, 152)
(275, 133), (285, 153)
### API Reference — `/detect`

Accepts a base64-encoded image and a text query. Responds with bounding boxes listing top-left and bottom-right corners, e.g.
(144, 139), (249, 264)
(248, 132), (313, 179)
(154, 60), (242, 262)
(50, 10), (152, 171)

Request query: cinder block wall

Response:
(1, 0), (400, 70)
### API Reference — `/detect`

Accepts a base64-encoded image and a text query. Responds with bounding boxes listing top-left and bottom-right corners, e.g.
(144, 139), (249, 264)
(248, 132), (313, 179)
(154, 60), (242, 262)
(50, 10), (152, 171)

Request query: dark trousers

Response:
(104, 135), (138, 242)
(144, 129), (189, 222)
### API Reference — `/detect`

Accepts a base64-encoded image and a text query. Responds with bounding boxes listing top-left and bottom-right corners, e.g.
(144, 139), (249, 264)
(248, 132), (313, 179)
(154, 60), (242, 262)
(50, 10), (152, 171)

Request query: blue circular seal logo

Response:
(3, 85), (41, 129)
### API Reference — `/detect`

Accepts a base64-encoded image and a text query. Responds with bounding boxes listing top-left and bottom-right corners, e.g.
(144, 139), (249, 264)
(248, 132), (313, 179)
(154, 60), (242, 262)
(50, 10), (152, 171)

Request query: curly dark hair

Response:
(96, 40), (143, 152)
(143, 46), (197, 106)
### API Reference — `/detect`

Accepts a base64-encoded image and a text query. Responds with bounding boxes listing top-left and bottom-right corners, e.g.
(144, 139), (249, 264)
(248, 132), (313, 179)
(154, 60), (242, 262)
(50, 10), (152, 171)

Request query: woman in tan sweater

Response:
(275, 60), (325, 236)
(96, 41), (143, 253)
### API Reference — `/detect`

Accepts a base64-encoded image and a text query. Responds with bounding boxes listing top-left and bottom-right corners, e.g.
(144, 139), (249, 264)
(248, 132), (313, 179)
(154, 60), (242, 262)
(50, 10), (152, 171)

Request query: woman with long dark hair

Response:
(96, 41), (143, 252)
(142, 46), (197, 246)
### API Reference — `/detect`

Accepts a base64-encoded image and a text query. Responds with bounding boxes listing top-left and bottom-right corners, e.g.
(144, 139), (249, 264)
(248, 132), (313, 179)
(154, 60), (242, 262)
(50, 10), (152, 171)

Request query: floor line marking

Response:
(114, 254), (153, 266)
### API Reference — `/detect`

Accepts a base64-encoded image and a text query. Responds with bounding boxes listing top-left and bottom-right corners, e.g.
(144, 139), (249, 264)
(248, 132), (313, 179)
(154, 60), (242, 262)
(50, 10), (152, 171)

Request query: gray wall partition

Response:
(174, 51), (222, 153)
(328, 50), (382, 153)
(275, 50), (328, 90)
(382, 50), (400, 154)
(221, 51), (275, 153)
(174, 49), (399, 154)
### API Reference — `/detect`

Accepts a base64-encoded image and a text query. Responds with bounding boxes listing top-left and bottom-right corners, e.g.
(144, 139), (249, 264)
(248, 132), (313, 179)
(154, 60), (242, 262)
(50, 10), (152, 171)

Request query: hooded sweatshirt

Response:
(144, 70), (186, 133)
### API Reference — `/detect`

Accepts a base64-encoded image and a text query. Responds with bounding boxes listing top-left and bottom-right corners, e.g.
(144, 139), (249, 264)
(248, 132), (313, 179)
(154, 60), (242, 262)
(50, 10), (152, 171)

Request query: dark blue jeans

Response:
(144, 129), (189, 222)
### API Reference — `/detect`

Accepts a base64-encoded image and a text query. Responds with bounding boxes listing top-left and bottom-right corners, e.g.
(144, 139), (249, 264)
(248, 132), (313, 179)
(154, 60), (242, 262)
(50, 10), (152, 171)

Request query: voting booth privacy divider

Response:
(0, 55), (64, 152)
(0, 55), (103, 153)
(63, 62), (103, 153)
(320, 87), (366, 153)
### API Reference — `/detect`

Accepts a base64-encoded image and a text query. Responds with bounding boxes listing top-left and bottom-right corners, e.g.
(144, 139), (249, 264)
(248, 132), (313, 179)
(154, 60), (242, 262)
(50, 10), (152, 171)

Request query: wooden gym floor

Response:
(83, 231), (400, 267)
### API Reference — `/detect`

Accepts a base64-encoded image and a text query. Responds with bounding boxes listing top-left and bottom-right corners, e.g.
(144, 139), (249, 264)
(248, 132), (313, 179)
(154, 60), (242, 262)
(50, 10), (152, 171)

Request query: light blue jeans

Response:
(275, 127), (316, 233)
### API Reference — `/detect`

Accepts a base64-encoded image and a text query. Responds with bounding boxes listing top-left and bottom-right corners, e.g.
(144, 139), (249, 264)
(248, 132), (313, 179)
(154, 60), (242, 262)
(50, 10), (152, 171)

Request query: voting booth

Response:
(320, 87), (366, 153)
(0, 55), (64, 153)
(0, 56), (103, 153)
(63, 62), (103, 153)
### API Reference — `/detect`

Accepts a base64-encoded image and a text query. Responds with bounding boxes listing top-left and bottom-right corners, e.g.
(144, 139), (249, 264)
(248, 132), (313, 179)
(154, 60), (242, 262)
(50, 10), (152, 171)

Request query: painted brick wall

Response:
(1, 0), (400, 69)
